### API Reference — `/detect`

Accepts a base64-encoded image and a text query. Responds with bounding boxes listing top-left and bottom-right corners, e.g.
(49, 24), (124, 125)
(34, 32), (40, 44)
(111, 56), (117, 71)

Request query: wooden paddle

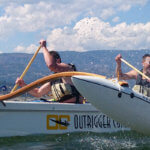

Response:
(11, 45), (42, 93)
(121, 58), (150, 80)
(0, 71), (105, 101)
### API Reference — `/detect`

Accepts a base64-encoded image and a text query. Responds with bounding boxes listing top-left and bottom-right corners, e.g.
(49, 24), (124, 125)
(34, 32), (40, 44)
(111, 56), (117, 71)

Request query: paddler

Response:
(16, 40), (83, 103)
(115, 54), (150, 97)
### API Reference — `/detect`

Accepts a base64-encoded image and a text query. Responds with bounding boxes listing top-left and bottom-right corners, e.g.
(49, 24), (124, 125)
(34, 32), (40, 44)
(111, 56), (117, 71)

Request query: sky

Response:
(0, 0), (150, 53)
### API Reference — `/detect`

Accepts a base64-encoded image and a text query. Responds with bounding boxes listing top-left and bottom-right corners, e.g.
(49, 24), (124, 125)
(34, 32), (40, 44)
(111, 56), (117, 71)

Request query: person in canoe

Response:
(16, 40), (83, 103)
(115, 54), (150, 97)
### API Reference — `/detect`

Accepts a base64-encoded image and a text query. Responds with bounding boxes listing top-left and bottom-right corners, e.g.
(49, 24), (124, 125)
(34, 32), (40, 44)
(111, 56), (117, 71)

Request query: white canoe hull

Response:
(0, 101), (128, 137)
(72, 75), (150, 135)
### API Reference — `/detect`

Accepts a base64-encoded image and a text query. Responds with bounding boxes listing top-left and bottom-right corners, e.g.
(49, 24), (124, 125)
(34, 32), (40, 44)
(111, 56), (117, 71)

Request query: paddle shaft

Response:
(121, 58), (150, 80)
(11, 45), (42, 92)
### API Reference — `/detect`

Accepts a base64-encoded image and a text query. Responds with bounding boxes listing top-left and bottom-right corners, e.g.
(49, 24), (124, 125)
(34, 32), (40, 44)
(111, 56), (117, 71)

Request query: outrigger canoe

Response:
(0, 100), (129, 137)
(0, 72), (129, 137)
(72, 75), (150, 135)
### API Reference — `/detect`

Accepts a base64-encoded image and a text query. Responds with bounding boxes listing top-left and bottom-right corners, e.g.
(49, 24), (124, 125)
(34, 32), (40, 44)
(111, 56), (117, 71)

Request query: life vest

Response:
(50, 78), (80, 103)
(132, 70), (150, 97)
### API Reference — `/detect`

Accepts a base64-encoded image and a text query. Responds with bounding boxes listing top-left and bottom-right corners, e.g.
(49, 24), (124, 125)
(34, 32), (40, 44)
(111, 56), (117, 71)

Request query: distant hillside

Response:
(0, 50), (149, 87)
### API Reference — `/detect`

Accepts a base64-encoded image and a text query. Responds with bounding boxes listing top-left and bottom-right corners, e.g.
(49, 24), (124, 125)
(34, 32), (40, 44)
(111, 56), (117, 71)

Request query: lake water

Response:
(0, 131), (150, 150)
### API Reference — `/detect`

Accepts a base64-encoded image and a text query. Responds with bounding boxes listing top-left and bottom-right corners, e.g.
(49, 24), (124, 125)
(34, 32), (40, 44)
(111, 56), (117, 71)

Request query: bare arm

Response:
(40, 40), (74, 72)
(121, 70), (137, 80)
(115, 54), (137, 80)
(43, 46), (57, 70)
(15, 78), (51, 97)
(28, 82), (51, 97)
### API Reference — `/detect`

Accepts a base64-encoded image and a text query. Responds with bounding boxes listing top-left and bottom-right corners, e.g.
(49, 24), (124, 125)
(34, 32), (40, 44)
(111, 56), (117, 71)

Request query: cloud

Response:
(118, 4), (131, 11)
(14, 44), (38, 53)
(4, 2), (78, 31)
(0, 1), (79, 38)
(100, 8), (115, 20)
(112, 16), (120, 23)
(1, 0), (149, 52)
(13, 17), (150, 52)
(47, 28), (85, 52)
(14, 45), (25, 52)
(0, 0), (148, 38)
(46, 17), (150, 51)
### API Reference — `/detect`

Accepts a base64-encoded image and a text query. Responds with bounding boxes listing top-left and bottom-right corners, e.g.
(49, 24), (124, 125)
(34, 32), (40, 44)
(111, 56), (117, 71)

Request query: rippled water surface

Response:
(0, 131), (150, 150)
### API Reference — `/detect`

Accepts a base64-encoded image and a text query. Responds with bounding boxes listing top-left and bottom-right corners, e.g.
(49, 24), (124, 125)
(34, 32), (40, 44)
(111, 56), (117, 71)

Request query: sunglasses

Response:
(145, 59), (150, 65)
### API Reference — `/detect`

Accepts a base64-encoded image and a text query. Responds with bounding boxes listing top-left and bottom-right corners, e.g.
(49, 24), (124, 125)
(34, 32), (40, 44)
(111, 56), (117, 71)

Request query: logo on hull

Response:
(47, 115), (70, 130)
(50, 118), (70, 127)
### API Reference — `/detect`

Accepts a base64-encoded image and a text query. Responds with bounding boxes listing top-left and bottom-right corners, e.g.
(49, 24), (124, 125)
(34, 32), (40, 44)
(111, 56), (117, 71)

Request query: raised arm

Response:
(115, 54), (137, 80)
(40, 40), (74, 73)
(39, 40), (55, 69)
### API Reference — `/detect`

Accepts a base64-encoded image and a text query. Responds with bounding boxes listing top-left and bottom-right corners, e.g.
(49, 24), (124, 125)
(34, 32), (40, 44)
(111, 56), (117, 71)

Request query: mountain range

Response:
(0, 50), (149, 88)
